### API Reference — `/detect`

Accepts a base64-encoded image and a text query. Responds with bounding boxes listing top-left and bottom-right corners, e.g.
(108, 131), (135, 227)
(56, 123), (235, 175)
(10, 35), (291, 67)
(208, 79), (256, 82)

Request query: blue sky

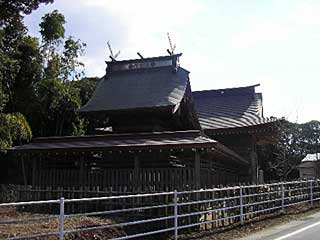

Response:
(24, 0), (320, 123)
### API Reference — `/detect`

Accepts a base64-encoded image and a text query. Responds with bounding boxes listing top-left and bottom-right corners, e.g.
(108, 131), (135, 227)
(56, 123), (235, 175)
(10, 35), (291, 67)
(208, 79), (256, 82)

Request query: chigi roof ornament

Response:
(167, 32), (176, 56)
(107, 41), (121, 61)
(104, 33), (181, 73)
(105, 53), (182, 73)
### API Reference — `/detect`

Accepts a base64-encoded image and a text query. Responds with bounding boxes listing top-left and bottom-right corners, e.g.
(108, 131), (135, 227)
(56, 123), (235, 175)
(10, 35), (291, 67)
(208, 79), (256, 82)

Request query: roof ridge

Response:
(193, 84), (260, 98)
(193, 84), (260, 94)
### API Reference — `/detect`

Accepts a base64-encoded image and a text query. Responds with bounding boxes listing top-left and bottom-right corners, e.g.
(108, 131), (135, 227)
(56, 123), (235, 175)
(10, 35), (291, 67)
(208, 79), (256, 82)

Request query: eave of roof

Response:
(10, 130), (248, 165)
(204, 119), (281, 136)
(79, 66), (189, 113)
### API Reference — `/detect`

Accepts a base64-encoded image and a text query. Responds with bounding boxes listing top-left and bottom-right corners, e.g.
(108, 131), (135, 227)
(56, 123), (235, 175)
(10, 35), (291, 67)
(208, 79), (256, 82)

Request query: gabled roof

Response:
(193, 84), (275, 131)
(79, 54), (189, 113)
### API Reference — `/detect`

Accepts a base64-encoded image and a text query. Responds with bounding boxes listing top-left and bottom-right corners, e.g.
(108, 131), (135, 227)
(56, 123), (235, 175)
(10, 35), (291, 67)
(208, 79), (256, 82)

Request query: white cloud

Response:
(24, 0), (320, 123)
(291, 1), (320, 26)
(231, 23), (292, 49)
(46, 0), (205, 76)
(77, 0), (204, 59)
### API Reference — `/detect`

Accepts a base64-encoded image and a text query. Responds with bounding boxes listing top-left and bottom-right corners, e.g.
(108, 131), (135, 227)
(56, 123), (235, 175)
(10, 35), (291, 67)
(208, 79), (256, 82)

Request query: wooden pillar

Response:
(209, 156), (214, 187)
(21, 154), (27, 186)
(258, 169), (264, 184)
(250, 136), (258, 184)
(134, 155), (140, 191)
(79, 154), (84, 187)
(194, 150), (201, 189)
(250, 150), (257, 183)
(32, 155), (38, 186)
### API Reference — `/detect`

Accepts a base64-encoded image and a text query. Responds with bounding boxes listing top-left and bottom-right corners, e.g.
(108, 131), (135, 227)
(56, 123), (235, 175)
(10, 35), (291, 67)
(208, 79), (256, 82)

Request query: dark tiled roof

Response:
(193, 85), (275, 130)
(78, 65), (189, 113)
(11, 130), (248, 165)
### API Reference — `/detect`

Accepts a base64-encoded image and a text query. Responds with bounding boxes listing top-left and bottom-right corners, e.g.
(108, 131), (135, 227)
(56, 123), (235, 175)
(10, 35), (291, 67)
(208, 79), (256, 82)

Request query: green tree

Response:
(39, 10), (85, 82)
(69, 77), (98, 136)
(61, 37), (86, 81)
(39, 10), (65, 80)
(0, 0), (54, 150)
(0, 112), (32, 150)
(39, 9), (65, 44)
(1, 5), (92, 144)
(34, 10), (88, 136)
(6, 36), (42, 113)
(0, 0), (53, 26)
(259, 120), (320, 181)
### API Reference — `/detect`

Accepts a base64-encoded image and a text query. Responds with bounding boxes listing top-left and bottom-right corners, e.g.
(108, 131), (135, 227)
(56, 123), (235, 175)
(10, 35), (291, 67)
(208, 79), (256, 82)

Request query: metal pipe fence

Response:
(0, 180), (320, 240)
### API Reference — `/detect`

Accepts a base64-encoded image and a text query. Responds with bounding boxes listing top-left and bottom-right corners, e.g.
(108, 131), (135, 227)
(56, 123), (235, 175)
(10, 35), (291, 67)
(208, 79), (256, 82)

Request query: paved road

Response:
(240, 211), (320, 240)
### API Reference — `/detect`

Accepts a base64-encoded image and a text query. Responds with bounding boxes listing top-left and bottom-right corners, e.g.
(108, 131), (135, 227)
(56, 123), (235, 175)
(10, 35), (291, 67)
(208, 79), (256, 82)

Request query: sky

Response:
(24, 0), (320, 123)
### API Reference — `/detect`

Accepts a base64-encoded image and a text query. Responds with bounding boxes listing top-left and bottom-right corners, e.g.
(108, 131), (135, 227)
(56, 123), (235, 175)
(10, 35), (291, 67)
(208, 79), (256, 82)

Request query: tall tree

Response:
(0, 0), (53, 26)
(39, 9), (65, 80)
(61, 37), (86, 81)
(0, 0), (54, 150)
(34, 10), (87, 136)
(259, 120), (320, 181)
(5, 36), (42, 113)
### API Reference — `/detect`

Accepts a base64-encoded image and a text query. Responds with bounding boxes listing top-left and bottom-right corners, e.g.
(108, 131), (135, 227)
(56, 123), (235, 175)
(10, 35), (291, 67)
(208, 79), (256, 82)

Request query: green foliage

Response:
(39, 10), (86, 83)
(29, 10), (90, 137)
(61, 37), (86, 81)
(39, 10), (65, 45)
(72, 118), (87, 136)
(0, 112), (32, 150)
(0, 1), (54, 150)
(0, 0), (54, 50)
(0, 3), (96, 150)
(69, 77), (98, 105)
(0, 0), (53, 25)
(259, 120), (320, 181)
(33, 77), (97, 137)
(6, 36), (42, 113)
(0, 80), (7, 112)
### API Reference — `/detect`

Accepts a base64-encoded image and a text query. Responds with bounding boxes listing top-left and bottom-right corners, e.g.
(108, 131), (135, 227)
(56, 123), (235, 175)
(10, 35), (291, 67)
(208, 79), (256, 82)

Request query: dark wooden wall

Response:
(21, 149), (249, 192)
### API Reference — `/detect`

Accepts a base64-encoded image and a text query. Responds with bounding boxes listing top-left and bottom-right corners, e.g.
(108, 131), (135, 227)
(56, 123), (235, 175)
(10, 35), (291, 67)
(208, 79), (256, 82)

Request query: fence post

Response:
(240, 185), (244, 225)
(59, 197), (65, 240)
(310, 181), (314, 208)
(281, 183), (285, 213)
(174, 190), (178, 240)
